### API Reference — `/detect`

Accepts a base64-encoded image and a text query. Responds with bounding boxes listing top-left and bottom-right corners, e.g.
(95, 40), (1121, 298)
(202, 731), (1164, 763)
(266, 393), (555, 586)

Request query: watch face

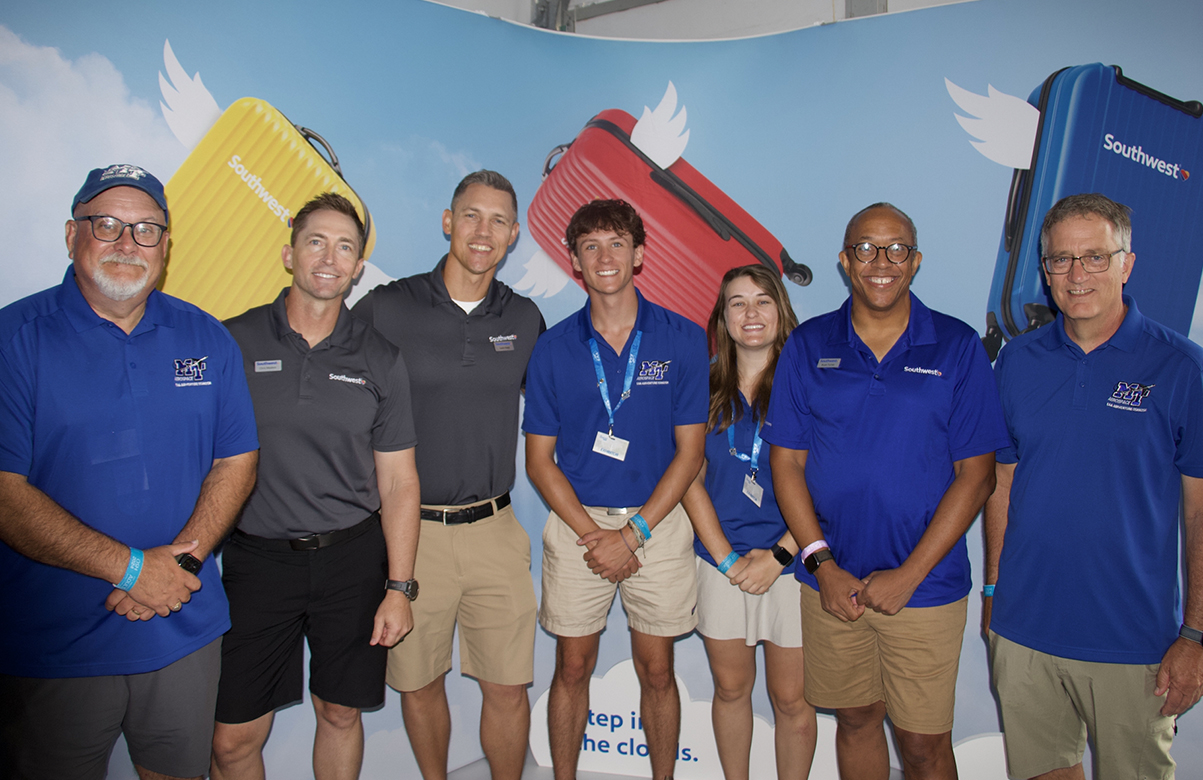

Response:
(175, 553), (203, 574)
(405, 580), (419, 601)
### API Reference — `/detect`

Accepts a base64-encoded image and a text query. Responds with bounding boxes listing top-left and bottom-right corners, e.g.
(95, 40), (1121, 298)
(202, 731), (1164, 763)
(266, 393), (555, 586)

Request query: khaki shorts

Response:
(989, 631), (1176, 780)
(798, 584), (966, 734)
(386, 502), (537, 691)
(540, 503), (697, 638)
(695, 557), (803, 648)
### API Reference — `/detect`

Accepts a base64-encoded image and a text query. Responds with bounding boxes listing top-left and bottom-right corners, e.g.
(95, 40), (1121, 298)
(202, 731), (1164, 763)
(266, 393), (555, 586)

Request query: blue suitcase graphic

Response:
(983, 64), (1203, 360)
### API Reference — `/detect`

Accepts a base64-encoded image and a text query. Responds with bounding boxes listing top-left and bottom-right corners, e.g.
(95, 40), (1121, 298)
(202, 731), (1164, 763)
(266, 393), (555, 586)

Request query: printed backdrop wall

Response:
(3, 0), (1201, 777)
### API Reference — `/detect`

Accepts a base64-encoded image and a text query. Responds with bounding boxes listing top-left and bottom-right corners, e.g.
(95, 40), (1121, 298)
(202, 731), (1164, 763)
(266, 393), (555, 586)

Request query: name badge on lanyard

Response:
(729, 415), (764, 507)
(589, 332), (642, 462)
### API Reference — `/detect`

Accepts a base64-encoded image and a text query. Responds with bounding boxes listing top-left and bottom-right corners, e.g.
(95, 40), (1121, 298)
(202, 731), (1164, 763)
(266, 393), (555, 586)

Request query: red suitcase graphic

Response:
(528, 109), (810, 328)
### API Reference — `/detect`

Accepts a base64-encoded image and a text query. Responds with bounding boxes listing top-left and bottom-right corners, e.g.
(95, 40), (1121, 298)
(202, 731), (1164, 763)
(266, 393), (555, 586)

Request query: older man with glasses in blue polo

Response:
(985, 192), (1203, 780)
(0, 164), (259, 780)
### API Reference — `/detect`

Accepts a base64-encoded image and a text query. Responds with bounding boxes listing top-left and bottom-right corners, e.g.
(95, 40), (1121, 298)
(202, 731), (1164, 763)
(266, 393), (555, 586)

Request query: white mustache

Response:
(99, 253), (149, 270)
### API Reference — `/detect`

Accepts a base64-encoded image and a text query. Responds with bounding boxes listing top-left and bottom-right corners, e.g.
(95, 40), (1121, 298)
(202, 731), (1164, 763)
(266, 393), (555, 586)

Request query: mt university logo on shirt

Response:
(1106, 381), (1154, 412)
(637, 359), (672, 385)
(174, 356), (211, 387)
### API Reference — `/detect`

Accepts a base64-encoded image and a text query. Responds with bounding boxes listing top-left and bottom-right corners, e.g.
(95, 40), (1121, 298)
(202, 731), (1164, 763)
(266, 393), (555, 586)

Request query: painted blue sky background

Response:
(3, 0), (1202, 776)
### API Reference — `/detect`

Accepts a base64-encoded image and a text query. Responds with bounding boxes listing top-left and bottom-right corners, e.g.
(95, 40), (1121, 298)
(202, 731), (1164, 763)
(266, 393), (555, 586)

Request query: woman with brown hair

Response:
(683, 264), (817, 779)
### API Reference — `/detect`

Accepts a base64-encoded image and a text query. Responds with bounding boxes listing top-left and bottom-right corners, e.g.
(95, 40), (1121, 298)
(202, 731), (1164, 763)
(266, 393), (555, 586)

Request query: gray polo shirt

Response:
(226, 289), (416, 538)
(352, 256), (545, 505)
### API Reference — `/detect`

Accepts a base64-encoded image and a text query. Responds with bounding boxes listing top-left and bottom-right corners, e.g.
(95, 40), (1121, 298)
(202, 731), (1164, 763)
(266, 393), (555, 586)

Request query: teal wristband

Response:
(982, 584), (995, 597)
(631, 513), (652, 541)
(115, 547), (144, 591)
(717, 551), (739, 574)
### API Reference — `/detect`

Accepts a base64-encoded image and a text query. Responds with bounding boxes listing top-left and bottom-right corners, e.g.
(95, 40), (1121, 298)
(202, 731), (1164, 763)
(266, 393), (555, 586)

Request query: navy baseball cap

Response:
(72, 164), (169, 224)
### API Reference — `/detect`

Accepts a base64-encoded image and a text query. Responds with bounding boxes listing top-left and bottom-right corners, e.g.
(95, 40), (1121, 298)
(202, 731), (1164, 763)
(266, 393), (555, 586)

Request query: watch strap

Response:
(387, 578), (419, 601)
(1181, 625), (1203, 645)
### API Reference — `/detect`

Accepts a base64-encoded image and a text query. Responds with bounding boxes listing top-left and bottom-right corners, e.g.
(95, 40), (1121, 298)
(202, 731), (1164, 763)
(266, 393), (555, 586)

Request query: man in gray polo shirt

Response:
(352, 170), (543, 780)
(211, 193), (420, 780)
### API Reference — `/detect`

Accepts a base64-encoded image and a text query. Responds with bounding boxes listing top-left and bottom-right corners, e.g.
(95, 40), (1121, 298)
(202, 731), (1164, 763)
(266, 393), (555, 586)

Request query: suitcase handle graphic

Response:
(1113, 66), (1203, 118)
(294, 124), (374, 243)
(542, 122), (812, 287)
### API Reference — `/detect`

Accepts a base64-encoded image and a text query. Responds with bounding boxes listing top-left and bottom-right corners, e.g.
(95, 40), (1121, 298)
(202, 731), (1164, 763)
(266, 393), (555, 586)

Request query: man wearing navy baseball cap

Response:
(0, 164), (259, 780)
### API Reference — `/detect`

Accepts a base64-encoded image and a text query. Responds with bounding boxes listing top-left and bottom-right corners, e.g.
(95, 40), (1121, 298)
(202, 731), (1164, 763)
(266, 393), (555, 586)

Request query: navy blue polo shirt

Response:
(225, 290), (416, 539)
(523, 292), (708, 507)
(694, 395), (796, 577)
(992, 297), (1203, 663)
(763, 293), (1008, 607)
(0, 267), (259, 677)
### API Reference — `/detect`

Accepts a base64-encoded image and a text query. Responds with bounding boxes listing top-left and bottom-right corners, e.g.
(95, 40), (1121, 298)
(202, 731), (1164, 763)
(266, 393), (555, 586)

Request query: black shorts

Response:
(215, 517), (388, 723)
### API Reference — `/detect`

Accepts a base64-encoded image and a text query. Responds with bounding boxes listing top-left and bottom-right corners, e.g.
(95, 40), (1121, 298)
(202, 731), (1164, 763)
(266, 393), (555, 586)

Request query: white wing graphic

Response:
(945, 78), (1039, 169)
(513, 249), (572, 298)
(159, 39), (222, 151)
(630, 81), (690, 169)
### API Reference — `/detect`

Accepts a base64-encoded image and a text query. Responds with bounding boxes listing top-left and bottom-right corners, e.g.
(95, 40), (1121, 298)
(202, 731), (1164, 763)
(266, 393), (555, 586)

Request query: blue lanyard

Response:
(589, 331), (642, 437)
(727, 413), (763, 480)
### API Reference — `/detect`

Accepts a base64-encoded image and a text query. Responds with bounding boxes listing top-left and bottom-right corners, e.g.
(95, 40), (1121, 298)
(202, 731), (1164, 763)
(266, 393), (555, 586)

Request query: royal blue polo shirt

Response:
(992, 297), (1203, 663)
(523, 291), (707, 507)
(763, 293), (1008, 607)
(0, 267), (259, 677)
(694, 395), (796, 577)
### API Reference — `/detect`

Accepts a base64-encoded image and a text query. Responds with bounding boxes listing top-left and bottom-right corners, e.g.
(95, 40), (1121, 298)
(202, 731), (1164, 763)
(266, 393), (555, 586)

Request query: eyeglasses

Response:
(845, 242), (917, 265)
(1041, 248), (1125, 275)
(76, 215), (167, 248)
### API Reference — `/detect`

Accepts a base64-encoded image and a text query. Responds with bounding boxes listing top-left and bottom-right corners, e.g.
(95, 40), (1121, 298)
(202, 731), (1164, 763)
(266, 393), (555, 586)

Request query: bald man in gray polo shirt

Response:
(211, 193), (420, 780)
(352, 170), (543, 780)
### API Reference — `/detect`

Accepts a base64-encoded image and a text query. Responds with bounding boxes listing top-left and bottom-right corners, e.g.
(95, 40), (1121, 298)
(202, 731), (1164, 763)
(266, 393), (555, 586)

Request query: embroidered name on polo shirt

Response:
(1106, 381), (1154, 412)
(329, 373), (367, 386)
(817, 358), (841, 368)
(637, 359), (671, 385)
(490, 333), (517, 352)
(255, 360), (283, 373)
(173, 356), (211, 387)
(904, 366), (943, 377)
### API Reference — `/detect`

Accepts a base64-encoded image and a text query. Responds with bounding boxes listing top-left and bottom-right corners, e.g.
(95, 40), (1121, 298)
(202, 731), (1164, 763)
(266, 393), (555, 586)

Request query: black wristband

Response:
(771, 544), (795, 567)
(1181, 625), (1203, 645)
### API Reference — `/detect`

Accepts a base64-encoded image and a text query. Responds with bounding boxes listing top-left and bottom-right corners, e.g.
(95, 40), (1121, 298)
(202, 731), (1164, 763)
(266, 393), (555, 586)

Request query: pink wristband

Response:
(800, 540), (829, 560)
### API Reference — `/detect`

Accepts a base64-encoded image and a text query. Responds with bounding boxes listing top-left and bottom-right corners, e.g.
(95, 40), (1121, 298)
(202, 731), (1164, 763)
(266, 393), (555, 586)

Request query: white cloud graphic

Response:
(512, 248), (572, 298)
(530, 658), (1010, 778)
(0, 25), (184, 307)
(346, 260), (395, 308)
(945, 77), (1040, 169)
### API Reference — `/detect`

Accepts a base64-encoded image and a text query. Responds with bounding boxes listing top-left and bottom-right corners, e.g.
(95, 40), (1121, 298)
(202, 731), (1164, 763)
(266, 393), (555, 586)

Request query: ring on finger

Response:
(170, 602), (182, 612)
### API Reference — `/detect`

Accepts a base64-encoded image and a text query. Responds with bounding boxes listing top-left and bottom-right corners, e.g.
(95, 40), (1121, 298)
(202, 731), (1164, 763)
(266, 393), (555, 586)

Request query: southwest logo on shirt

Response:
(637, 359), (671, 385)
(174, 356), (211, 387)
(904, 365), (943, 377)
(1106, 381), (1154, 412)
(329, 373), (367, 386)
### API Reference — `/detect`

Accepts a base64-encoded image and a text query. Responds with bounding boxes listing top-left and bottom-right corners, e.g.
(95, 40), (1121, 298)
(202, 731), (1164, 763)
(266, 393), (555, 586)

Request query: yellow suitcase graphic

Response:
(160, 97), (375, 320)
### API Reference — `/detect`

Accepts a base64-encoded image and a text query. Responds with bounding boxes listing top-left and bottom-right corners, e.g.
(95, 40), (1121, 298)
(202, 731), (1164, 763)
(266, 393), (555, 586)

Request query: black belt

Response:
(234, 511), (380, 551)
(420, 492), (510, 525)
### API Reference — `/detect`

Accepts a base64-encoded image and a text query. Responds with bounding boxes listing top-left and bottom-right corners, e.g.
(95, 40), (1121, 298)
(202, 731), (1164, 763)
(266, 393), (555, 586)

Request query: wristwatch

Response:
(175, 553), (203, 575)
(771, 544), (795, 567)
(803, 547), (834, 575)
(1181, 625), (1203, 645)
(387, 579), (420, 601)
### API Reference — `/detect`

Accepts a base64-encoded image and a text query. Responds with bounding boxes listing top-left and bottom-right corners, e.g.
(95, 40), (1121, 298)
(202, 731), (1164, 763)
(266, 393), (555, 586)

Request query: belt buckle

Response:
(607, 507), (629, 516)
(290, 534), (320, 551)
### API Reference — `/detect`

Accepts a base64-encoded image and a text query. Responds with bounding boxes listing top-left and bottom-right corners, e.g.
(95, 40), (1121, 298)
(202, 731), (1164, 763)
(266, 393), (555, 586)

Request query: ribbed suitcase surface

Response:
(529, 109), (808, 328)
(160, 98), (374, 321)
(984, 64), (1203, 359)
